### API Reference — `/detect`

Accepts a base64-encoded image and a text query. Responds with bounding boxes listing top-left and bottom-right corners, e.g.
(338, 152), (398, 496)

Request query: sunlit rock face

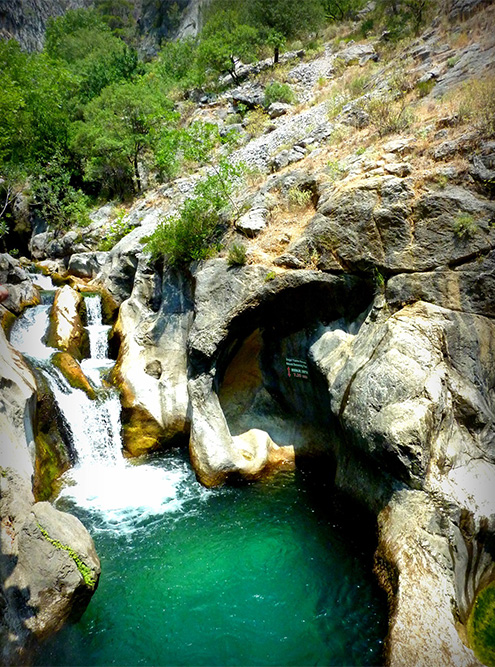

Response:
(0, 0), (207, 52)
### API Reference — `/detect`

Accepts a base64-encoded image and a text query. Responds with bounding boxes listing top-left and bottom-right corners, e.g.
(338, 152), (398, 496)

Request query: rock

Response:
(339, 101), (370, 128)
(384, 162), (412, 176)
(285, 179), (495, 274)
(269, 145), (307, 172)
(231, 84), (265, 110)
(236, 207), (269, 237)
(470, 149), (495, 197)
(376, 490), (479, 667)
(267, 102), (291, 119)
(0, 253), (40, 315)
(386, 250), (495, 318)
(45, 286), (88, 360)
(2, 499), (100, 656)
(0, 327), (37, 479)
(68, 252), (108, 279)
(112, 262), (193, 456)
(337, 41), (377, 66)
(52, 352), (96, 399)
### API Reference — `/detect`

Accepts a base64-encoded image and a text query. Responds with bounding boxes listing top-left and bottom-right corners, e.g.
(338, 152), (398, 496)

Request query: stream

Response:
(9, 288), (388, 666)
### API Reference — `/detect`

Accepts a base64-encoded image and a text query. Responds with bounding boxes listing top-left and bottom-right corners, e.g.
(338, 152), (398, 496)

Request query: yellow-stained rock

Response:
(46, 285), (88, 360)
(51, 352), (96, 400)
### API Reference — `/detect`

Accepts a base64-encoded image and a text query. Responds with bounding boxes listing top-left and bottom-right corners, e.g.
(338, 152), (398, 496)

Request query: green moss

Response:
(0, 308), (17, 335)
(37, 522), (97, 588)
(467, 581), (495, 666)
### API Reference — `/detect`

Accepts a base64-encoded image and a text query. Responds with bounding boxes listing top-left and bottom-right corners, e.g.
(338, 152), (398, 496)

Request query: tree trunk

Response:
(274, 45), (279, 64)
(133, 153), (141, 193)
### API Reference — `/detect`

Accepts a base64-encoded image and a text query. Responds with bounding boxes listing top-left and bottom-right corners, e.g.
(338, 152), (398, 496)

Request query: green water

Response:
(35, 452), (387, 666)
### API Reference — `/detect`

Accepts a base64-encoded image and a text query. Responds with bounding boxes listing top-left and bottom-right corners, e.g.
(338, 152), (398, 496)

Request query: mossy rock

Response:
(45, 286), (89, 360)
(467, 581), (495, 666)
(32, 372), (73, 501)
(52, 352), (96, 399)
(0, 306), (17, 335)
(122, 405), (167, 457)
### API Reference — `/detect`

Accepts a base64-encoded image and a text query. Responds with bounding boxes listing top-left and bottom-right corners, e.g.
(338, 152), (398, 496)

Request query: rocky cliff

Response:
(0, 0), (207, 51)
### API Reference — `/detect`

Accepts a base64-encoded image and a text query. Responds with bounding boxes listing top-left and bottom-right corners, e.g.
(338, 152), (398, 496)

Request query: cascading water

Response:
(10, 285), (388, 667)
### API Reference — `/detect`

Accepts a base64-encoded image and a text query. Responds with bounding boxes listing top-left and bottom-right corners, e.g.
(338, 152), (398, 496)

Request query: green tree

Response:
(249, 0), (325, 62)
(198, 9), (259, 82)
(45, 9), (140, 103)
(72, 78), (174, 196)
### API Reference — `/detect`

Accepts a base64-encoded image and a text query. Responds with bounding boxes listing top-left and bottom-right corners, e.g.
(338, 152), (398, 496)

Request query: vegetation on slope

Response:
(0, 0), (443, 256)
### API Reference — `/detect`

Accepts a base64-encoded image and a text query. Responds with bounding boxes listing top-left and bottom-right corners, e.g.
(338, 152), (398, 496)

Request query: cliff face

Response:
(0, 0), (208, 51)
(0, 0), (93, 51)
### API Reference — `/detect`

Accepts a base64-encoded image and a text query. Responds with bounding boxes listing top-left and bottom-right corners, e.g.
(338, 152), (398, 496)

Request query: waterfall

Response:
(9, 290), (194, 532)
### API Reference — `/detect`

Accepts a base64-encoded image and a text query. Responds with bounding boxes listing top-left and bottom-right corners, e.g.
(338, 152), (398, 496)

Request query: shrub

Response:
(99, 207), (136, 250)
(227, 242), (247, 266)
(364, 93), (413, 137)
(453, 213), (478, 239)
(467, 581), (495, 667)
(145, 160), (243, 267)
(264, 81), (296, 107)
(288, 186), (312, 209)
(244, 106), (271, 137)
(416, 79), (435, 98)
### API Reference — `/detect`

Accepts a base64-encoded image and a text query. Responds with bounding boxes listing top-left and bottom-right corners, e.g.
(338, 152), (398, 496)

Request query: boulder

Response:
(236, 207), (269, 237)
(112, 261), (193, 456)
(1, 494), (100, 661)
(68, 252), (108, 279)
(45, 285), (88, 360)
(0, 253), (39, 315)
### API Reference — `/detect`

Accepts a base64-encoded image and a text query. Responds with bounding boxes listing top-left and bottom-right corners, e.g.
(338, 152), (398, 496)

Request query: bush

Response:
(244, 106), (271, 137)
(364, 93), (413, 137)
(453, 213), (478, 239)
(227, 242), (247, 266)
(288, 186), (312, 208)
(264, 82), (296, 107)
(145, 160), (244, 267)
(99, 207), (136, 250)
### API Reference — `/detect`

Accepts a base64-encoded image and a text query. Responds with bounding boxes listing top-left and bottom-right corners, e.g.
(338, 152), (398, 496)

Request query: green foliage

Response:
(198, 10), (259, 83)
(453, 213), (478, 239)
(326, 159), (345, 181)
(31, 154), (91, 230)
(264, 82), (296, 107)
(227, 242), (248, 266)
(244, 106), (271, 137)
(72, 77), (174, 196)
(145, 160), (243, 266)
(467, 581), (495, 666)
(46, 8), (140, 103)
(288, 186), (312, 208)
(416, 78), (435, 98)
(265, 270), (276, 281)
(37, 522), (97, 588)
(99, 207), (136, 250)
(154, 38), (204, 90)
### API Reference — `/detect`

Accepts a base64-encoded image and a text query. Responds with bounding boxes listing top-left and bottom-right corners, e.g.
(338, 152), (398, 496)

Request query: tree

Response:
(72, 78), (174, 196)
(198, 9), (259, 83)
(248, 0), (325, 62)
(45, 9), (140, 103)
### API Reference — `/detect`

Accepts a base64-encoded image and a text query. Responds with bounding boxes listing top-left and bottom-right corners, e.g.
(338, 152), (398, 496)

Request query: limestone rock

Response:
(51, 352), (96, 399)
(46, 285), (88, 360)
(376, 490), (479, 667)
(112, 262), (193, 455)
(68, 252), (108, 279)
(1, 497), (100, 661)
(0, 253), (40, 315)
(236, 207), (269, 237)
(0, 327), (37, 479)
